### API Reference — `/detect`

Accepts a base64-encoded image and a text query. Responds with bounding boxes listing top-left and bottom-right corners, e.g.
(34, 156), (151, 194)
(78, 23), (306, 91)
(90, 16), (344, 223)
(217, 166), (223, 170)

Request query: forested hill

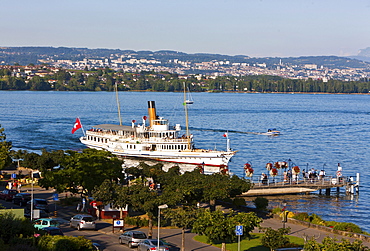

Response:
(0, 46), (369, 69)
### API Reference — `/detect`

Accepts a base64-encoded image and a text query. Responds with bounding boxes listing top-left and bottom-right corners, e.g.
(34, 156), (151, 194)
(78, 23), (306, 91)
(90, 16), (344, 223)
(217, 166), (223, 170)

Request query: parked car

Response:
(26, 198), (49, 212)
(92, 242), (101, 250)
(70, 214), (96, 231)
(24, 208), (49, 219)
(42, 226), (64, 236)
(33, 218), (60, 230)
(0, 189), (18, 201)
(12, 192), (31, 206)
(138, 239), (169, 251)
(118, 230), (147, 248)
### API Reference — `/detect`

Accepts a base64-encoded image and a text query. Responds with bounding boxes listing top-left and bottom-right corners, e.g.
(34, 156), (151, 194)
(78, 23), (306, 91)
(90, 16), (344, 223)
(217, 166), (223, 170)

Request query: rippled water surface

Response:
(1, 91), (370, 231)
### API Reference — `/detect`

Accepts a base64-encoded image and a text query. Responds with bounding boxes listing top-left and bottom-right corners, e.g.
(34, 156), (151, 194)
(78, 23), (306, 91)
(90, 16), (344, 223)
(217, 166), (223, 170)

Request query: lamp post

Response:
(282, 200), (287, 229)
(157, 204), (168, 250)
(31, 172), (34, 221)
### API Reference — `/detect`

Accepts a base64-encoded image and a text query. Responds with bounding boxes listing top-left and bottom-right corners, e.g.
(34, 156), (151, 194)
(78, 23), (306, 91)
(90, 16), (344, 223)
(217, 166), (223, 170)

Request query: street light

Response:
(157, 204), (168, 250)
(31, 172), (34, 221)
(282, 200), (287, 229)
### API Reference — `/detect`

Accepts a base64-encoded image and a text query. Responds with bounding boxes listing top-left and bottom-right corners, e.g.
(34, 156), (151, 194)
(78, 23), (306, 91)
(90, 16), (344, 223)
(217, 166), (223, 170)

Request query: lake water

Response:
(1, 91), (370, 231)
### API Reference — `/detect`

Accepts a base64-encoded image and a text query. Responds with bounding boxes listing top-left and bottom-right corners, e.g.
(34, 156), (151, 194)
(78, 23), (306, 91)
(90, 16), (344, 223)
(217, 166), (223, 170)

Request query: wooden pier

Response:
(242, 175), (360, 196)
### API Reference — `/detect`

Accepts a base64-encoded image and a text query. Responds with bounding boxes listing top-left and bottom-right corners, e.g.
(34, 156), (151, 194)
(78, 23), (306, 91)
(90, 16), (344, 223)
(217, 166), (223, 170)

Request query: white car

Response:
(118, 230), (147, 248)
(70, 214), (96, 230)
(138, 239), (169, 251)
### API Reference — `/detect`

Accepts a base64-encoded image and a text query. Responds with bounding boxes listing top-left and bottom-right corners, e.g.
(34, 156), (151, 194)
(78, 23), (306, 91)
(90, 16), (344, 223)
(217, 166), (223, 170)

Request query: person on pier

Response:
(261, 173), (268, 185)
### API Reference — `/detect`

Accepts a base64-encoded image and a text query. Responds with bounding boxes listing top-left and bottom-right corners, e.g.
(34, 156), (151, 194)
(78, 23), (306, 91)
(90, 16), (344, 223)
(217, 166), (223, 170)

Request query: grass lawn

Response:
(193, 233), (304, 251)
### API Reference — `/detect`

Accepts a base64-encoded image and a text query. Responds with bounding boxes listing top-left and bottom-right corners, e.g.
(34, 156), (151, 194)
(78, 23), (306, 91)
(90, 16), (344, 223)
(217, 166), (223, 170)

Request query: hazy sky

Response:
(1, 0), (369, 57)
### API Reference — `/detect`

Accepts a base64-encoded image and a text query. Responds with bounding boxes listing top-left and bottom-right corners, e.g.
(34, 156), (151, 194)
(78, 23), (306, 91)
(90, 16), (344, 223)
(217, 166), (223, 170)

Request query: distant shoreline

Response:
(0, 89), (369, 95)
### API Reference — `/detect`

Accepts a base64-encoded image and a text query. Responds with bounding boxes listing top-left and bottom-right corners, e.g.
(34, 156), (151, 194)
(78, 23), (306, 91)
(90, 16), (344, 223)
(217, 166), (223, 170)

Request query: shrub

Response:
(124, 216), (149, 227)
(293, 212), (309, 221)
(271, 207), (282, 214)
(324, 221), (338, 228)
(309, 214), (325, 225)
(253, 197), (268, 210)
(0, 212), (36, 244)
(37, 235), (95, 251)
(292, 212), (324, 225)
(287, 211), (295, 218)
(9, 236), (37, 248)
(333, 222), (363, 234)
(232, 197), (246, 207)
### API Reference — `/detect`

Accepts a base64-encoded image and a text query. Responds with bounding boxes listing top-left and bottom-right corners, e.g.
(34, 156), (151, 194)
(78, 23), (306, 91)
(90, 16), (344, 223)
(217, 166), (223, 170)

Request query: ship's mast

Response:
(115, 82), (123, 126)
(183, 83), (191, 149)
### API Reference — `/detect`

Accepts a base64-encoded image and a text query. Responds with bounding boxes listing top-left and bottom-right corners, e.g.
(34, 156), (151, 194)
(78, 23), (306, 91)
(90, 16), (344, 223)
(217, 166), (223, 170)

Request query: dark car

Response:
(26, 199), (49, 213)
(119, 230), (147, 248)
(12, 192), (31, 206)
(42, 227), (64, 236)
(0, 189), (18, 201)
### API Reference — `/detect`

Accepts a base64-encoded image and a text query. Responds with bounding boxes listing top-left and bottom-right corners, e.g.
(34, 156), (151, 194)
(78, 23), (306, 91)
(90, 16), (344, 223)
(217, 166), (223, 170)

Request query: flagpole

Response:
(78, 117), (86, 137)
(226, 131), (230, 152)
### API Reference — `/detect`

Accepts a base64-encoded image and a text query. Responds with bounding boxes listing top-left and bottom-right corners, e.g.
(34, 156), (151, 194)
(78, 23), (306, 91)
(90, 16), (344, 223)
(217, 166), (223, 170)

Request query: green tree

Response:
(0, 212), (36, 245)
(0, 125), (12, 170)
(129, 184), (161, 239)
(92, 179), (131, 218)
(192, 210), (261, 250)
(22, 149), (65, 172)
(261, 227), (290, 251)
(38, 149), (123, 196)
(165, 206), (198, 251)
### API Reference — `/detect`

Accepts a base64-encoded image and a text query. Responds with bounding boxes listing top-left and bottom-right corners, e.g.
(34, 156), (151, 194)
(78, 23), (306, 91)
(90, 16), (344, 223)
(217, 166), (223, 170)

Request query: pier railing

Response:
(248, 175), (349, 188)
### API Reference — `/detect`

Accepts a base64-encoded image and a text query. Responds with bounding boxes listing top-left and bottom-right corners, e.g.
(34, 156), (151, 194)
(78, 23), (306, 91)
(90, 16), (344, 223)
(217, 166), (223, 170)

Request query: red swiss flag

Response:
(71, 118), (82, 134)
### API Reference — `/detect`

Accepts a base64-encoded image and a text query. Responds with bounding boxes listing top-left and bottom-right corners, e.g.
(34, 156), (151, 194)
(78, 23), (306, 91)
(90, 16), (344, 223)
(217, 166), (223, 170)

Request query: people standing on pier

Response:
(336, 163), (343, 182)
(261, 173), (268, 185)
(319, 170), (325, 180)
(308, 168), (317, 182)
(287, 170), (292, 183)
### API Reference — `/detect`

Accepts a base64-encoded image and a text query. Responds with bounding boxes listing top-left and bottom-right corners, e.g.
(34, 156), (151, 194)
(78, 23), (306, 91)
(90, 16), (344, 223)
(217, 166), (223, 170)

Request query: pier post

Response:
(325, 188), (330, 195)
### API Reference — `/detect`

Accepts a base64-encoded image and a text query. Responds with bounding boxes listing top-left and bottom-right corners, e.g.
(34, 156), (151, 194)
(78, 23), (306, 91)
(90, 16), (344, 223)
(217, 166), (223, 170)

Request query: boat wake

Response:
(189, 127), (280, 136)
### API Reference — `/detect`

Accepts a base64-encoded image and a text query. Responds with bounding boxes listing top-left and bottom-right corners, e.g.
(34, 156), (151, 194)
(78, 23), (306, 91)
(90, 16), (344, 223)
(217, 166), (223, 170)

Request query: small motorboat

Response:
(265, 128), (280, 136)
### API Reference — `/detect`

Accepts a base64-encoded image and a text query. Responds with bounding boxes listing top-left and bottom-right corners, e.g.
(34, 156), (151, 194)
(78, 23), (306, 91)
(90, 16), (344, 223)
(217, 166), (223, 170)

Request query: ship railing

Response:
(148, 138), (190, 143)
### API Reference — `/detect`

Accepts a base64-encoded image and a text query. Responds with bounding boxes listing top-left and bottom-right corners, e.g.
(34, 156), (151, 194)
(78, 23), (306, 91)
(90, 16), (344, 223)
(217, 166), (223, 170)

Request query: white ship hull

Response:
(79, 100), (236, 172)
(80, 137), (234, 167)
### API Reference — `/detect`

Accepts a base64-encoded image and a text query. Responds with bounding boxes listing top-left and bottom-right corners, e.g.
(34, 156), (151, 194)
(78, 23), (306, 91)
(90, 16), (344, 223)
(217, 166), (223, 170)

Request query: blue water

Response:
(1, 91), (370, 231)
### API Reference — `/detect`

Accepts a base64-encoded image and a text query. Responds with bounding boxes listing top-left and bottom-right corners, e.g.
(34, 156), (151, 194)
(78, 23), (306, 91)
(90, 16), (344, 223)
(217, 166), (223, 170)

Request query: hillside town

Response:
(1, 47), (370, 82)
(43, 55), (370, 82)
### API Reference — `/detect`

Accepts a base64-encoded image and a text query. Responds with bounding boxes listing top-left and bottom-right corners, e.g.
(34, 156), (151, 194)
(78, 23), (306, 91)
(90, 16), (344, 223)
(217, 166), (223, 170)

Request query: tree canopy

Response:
(37, 148), (124, 196)
(0, 124), (12, 170)
(192, 209), (261, 244)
